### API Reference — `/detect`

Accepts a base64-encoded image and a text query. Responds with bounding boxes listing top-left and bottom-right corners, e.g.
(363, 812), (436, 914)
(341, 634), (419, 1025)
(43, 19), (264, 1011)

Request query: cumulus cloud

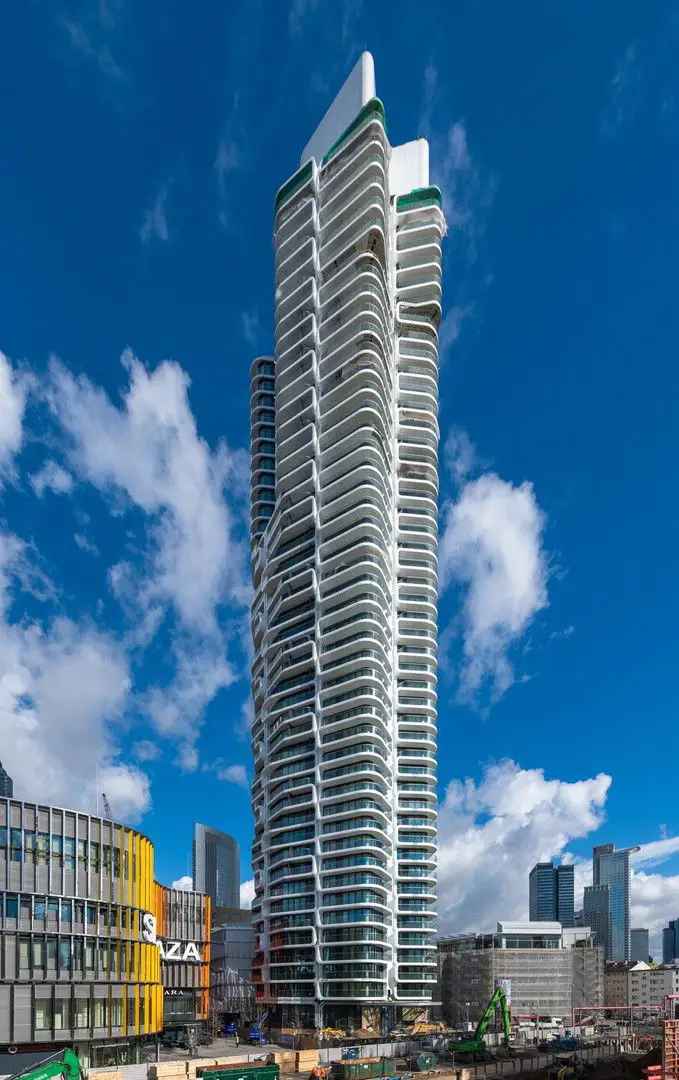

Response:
(0, 351), (26, 484)
(440, 462), (549, 704)
(216, 763), (248, 788)
(171, 875), (193, 891)
(438, 760), (611, 932)
(30, 460), (73, 497)
(42, 351), (249, 765)
(240, 878), (255, 908)
(133, 739), (161, 762)
(0, 531), (149, 822)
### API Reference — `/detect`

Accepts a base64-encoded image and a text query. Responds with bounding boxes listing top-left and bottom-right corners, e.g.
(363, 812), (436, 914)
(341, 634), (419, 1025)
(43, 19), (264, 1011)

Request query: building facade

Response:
(192, 824), (239, 909)
(664, 919), (679, 964)
(439, 923), (603, 1026)
(529, 863), (574, 926)
(592, 844), (639, 962)
(211, 907), (256, 1024)
(0, 763), (13, 798)
(605, 961), (679, 1011)
(154, 884), (211, 1031)
(249, 51), (443, 1028)
(0, 797), (162, 1067)
(584, 884), (612, 960)
(630, 928), (650, 963)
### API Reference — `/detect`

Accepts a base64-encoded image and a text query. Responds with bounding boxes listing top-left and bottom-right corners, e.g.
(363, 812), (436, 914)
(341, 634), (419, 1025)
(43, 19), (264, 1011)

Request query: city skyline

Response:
(0, 2), (679, 961)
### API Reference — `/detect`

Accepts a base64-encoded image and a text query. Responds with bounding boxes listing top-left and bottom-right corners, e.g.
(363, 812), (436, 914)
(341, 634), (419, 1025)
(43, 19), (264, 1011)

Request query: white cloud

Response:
(0, 351), (26, 484)
(438, 760), (611, 932)
(216, 763), (248, 788)
(140, 184), (170, 245)
(74, 532), (99, 556)
(133, 739), (160, 762)
(440, 469), (549, 704)
(632, 871), (679, 957)
(0, 531), (149, 822)
(171, 875), (194, 891)
(241, 310), (261, 349)
(240, 878), (255, 908)
(44, 351), (250, 766)
(438, 304), (474, 363)
(444, 426), (478, 487)
(30, 460), (73, 497)
(633, 836), (679, 869)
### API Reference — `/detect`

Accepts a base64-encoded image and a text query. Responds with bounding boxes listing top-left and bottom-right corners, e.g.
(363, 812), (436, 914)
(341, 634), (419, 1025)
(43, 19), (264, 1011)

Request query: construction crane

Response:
(101, 792), (111, 817)
(450, 985), (512, 1059)
(8, 1048), (82, 1080)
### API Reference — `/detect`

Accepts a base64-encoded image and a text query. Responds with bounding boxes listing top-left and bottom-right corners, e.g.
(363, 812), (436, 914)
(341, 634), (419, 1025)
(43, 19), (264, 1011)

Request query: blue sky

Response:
(1, 1), (679, 950)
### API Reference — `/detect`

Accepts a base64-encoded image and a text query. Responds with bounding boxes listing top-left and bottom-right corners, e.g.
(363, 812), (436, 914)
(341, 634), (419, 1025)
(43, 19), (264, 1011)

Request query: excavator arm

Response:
(473, 986), (511, 1045)
(11, 1049), (82, 1080)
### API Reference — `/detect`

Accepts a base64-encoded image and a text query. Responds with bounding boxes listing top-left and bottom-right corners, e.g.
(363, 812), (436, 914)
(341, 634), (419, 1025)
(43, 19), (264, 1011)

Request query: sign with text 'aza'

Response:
(140, 912), (203, 962)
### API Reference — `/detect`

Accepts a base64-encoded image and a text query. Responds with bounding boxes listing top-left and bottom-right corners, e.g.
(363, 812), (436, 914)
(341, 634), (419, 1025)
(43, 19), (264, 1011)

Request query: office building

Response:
(0, 761), (13, 798)
(664, 919), (679, 963)
(0, 795), (210, 1070)
(529, 862), (575, 926)
(211, 906), (256, 1024)
(584, 884), (611, 959)
(593, 843), (639, 961)
(439, 922), (603, 1026)
(192, 823), (239, 909)
(604, 962), (679, 1010)
(630, 928), (650, 963)
(249, 51), (443, 1028)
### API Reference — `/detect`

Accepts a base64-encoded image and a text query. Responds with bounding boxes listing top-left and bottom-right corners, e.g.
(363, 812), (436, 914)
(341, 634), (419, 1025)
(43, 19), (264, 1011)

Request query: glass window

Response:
(87, 904), (96, 926)
(77, 838), (87, 865)
(61, 901), (72, 923)
(59, 940), (71, 971)
(75, 901), (84, 924)
(20, 897), (30, 921)
(47, 899), (59, 919)
(0, 826), (7, 845)
(100, 906), (109, 928)
(51, 834), (63, 856)
(91, 842), (100, 871)
(111, 998), (122, 1026)
(10, 828), (23, 861)
(33, 939), (45, 967)
(94, 998), (108, 1027)
(73, 938), (83, 973)
(35, 999), (52, 1030)
(36, 832), (49, 861)
(109, 944), (118, 974)
(24, 830), (35, 855)
(19, 936), (30, 969)
(102, 845), (111, 871)
(64, 837), (75, 869)
(100, 942), (109, 971)
(85, 939), (95, 970)
(5, 894), (18, 918)
(54, 995), (70, 1030)
(47, 937), (57, 967)
(74, 996), (90, 1028)
(34, 897), (46, 919)
(114, 846), (121, 878)
(123, 848), (128, 879)
(110, 907), (118, 928)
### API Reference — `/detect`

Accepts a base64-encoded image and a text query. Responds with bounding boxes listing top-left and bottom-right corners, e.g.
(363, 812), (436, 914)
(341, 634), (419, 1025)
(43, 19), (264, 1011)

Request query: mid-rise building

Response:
(210, 906), (256, 1025)
(664, 919), (679, 963)
(605, 961), (679, 1011)
(439, 922), (603, 1026)
(0, 796), (210, 1069)
(630, 928), (650, 963)
(529, 862), (574, 926)
(0, 761), (13, 798)
(248, 51), (444, 1029)
(592, 843), (639, 961)
(192, 823), (239, 909)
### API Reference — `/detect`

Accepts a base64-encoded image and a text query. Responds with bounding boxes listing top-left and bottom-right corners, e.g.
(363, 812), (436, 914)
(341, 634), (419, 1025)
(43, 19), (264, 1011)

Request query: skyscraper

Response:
(630, 927), (650, 962)
(249, 52), (443, 1028)
(192, 823), (240, 908)
(0, 761), (13, 798)
(592, 843), (639, 961)
(663, 919), (679, 963)
(529, 862), (575, 926)
(583, 884), (611, 958)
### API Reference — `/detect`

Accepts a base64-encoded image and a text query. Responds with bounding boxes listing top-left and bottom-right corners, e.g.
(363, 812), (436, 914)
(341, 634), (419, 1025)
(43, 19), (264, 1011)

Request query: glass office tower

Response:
(592, 843), (639, 961)
(249, 52), (444, 1028)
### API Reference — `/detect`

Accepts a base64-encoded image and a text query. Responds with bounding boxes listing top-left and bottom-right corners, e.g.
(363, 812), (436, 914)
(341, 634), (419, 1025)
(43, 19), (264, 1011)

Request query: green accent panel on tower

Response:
(321, 98), (387, 165)
(396, 186), (443, 212)
(275, 160), (314, 214)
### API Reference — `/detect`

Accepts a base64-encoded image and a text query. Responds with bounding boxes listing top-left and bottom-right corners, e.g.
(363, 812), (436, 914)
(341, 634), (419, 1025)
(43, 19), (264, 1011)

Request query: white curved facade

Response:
(249, 53), (445, 1026)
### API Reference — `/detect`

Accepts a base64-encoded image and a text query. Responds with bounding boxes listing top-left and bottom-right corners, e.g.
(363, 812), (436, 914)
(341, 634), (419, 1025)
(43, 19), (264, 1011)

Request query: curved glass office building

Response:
(249, 52), (444, 1029)
(0, 797), (210, 1067)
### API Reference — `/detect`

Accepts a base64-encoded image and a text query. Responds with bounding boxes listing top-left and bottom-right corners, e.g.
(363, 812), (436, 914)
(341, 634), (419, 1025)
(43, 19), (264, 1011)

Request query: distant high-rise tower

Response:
(0, 761), (13, 798)
(630, 928), (650, 962)
(529, 862), (574, 926)
(593, 843), (639, 961)
(192, 823), (239, 908)
(583, 884), (611, 958)
(663, 919), (679, 963)
(249, 51), (444, 1027)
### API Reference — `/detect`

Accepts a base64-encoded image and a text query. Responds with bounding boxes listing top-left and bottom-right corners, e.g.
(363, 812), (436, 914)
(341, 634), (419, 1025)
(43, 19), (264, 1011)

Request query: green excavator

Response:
(8, 1049), (83, 1080)
(449, 985), (512, 1060)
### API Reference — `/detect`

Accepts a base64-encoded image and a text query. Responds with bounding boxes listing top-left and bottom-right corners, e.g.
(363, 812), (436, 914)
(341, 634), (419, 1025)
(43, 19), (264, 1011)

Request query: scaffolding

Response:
(664, 1020), (679, 1080)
